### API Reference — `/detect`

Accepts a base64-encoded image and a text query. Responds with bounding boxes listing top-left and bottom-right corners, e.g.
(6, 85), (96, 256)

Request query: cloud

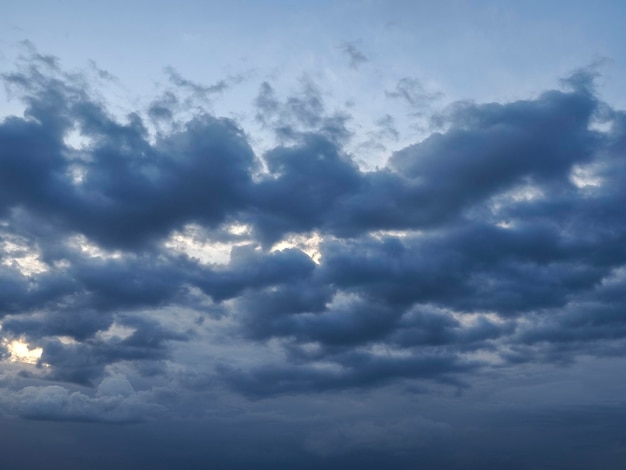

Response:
(1, 57), (257, 251)
(253, 78), (352, 145)
(218, 350), (473, 398)
(339, 42), (368, 69)
(247, 134), (362, 243)
(165, 67), (231, 97)
(5, 376), (162, 422)
(2, 50), (626, 426)
(385, 77), (441, 111)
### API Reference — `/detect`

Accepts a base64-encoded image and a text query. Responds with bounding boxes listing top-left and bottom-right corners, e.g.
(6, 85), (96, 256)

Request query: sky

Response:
(1, 1), (626, 468)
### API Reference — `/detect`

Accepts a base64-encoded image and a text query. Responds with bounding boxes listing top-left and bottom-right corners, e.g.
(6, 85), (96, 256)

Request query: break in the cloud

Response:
(1, 42), (626, 468)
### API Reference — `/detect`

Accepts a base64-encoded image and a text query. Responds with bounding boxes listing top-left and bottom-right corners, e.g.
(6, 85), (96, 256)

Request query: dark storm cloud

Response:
(192, 245), (317, 301)
(36, 316), (187, 385)
(219, 350), (473, 398)
(382, 88), (599, 224)
(0, 243), (319, 336)
(1, 57), (257, 250)
(241, 295), (402, 348)
(3, 51), (626, 415)
(0, 263), (78, 317)
(247, 134), (362, 243)
(2, 309), (114, 343)
(316, 225), (601, 315)
(390, 307), (512, 350)
(247, 79), (604, 241)
(0, 250), (195, 328)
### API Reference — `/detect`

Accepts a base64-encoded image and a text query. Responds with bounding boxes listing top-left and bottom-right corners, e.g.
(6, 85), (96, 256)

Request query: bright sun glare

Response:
(6, 339), (43, 364)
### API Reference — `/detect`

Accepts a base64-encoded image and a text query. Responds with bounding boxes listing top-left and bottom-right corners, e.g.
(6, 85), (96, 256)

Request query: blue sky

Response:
(2, 1), (626, 469)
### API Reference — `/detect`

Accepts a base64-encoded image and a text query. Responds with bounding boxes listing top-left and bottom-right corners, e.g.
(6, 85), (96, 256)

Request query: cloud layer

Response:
(1, 50), (626, 442)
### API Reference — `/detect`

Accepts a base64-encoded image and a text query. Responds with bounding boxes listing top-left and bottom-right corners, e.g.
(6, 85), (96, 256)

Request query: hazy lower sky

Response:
(2, 1), (626, 469)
